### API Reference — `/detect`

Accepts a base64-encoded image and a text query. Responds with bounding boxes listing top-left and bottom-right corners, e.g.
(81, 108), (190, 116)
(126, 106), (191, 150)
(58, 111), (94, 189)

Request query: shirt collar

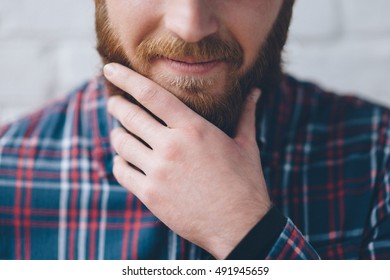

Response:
(255, 74), (296, 153)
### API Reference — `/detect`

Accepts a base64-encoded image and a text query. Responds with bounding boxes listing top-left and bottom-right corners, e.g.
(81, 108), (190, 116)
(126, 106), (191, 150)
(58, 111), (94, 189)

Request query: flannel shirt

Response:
(0, 75), (389, 259)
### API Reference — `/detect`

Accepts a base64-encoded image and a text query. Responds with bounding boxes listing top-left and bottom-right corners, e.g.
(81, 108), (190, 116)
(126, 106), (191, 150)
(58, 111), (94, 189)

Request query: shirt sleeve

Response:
(226, 206), (320, 260)
(265, 218), (320, 259)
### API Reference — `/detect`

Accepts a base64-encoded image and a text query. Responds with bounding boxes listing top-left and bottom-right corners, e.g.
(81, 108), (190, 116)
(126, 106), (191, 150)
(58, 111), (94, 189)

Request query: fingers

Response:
(111, 127), (153, 172)
(107, 95), (167, 148)
(112, 155), (146, 197)
(104, 63), (197, 128)
(234, 88), (261, 144)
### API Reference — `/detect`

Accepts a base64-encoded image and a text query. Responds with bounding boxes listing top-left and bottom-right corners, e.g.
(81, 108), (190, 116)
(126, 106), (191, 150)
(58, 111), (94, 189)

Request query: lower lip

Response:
(159, 58), (221, 75)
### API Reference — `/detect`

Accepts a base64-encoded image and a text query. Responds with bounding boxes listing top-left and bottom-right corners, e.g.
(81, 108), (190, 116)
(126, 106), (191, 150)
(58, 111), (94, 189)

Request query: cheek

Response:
(105, 1), (162, 57)
(227, 2), (282, 70)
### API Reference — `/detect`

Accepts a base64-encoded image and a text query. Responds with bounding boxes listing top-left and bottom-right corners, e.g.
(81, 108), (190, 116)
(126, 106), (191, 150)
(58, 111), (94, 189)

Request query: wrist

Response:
(206, 202), (272, 259)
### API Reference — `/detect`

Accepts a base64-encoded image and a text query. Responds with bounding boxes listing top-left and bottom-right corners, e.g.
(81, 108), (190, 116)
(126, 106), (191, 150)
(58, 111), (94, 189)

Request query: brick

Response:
(0, 41), (56, 106)
(0, 0), (14, 36)
(341, 0), (390, 36)
(0, 0), (95, 39)
(54, 41), (101, 98)
(289, 0), (341, 40)
(285, 38), (390, 107)
(0, 105), (38, 126)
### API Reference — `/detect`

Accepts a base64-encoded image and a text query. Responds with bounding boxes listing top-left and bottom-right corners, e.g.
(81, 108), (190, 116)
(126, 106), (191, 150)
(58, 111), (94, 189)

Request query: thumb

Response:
(235, 88), (261, 143)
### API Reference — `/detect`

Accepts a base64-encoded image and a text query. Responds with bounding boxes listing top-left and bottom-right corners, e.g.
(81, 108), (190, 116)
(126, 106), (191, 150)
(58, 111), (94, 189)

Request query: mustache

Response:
(134, 34), (244, 68)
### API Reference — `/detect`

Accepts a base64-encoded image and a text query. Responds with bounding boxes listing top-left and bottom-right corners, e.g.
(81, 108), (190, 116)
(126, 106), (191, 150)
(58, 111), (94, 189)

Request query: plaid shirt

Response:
(0, 75), (389, 260)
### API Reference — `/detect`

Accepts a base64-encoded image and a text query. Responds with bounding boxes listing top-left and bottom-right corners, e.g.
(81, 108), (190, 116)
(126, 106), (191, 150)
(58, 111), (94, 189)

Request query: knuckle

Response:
(122, 106), (142, 128)
(138, 84), (158, 106)
(161, 140), (180, 161)
(112, 160), (128, 185)
(122, 72), (135, 91)
(183, 123), (205, 141)
(114, 132), (131, 154)
(141, 187), (157, 204)
(150, 163), (169, 182)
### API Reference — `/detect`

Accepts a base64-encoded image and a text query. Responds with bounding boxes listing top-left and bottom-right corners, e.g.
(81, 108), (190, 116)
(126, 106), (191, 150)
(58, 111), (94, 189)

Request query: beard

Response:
(95, 0), (294, 137)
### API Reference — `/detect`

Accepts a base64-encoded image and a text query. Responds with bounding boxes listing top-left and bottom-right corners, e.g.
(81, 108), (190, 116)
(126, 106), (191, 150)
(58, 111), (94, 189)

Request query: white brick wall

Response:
(286, 0), (390, 106)
(1, 0), (389, 125)
(0, 0), (99, 125)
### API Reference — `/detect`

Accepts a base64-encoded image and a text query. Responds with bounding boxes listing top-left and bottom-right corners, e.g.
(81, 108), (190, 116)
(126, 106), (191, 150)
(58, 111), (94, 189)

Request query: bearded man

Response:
(0, 0), (389, 260)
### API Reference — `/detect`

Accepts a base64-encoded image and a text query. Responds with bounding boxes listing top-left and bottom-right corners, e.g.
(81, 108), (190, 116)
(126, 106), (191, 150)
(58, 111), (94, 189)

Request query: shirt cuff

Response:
(225, 206), (287, 260)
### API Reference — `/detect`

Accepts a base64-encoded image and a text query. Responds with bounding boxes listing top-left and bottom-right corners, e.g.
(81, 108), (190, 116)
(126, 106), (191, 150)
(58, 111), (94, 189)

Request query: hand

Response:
(104, 63), (271, 259)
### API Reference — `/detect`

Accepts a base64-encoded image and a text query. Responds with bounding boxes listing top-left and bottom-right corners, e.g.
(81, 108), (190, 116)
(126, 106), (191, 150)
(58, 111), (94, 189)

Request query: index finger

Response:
(103, 63), (198, 128)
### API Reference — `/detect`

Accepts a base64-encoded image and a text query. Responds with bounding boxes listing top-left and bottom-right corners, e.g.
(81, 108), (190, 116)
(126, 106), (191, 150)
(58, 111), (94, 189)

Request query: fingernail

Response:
(252, 88), (261, 102)
(103, 63), (116, 77)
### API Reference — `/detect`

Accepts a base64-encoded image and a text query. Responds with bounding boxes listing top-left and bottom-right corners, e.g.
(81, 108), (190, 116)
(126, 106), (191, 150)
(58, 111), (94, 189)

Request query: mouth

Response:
(167, 56), (218, 64)
(158, 56), (222, 75)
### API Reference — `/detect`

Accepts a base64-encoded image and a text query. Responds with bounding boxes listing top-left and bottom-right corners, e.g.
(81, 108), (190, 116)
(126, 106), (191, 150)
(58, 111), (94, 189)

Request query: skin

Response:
(104, 0), (282, 99)
(103, 0), (283, 259)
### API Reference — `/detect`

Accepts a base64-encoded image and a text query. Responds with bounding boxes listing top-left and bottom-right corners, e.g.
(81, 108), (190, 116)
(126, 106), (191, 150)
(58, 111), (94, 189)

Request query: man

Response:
(0, 0), (389, 260)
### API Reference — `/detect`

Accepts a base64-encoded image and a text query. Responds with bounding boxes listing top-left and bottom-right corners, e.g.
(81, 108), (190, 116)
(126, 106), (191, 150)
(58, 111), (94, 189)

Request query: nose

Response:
(164, 0), (219, 43)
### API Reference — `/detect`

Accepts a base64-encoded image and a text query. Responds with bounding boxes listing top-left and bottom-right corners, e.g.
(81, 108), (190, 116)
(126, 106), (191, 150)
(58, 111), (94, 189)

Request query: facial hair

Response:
(95, 0), (295, 137)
